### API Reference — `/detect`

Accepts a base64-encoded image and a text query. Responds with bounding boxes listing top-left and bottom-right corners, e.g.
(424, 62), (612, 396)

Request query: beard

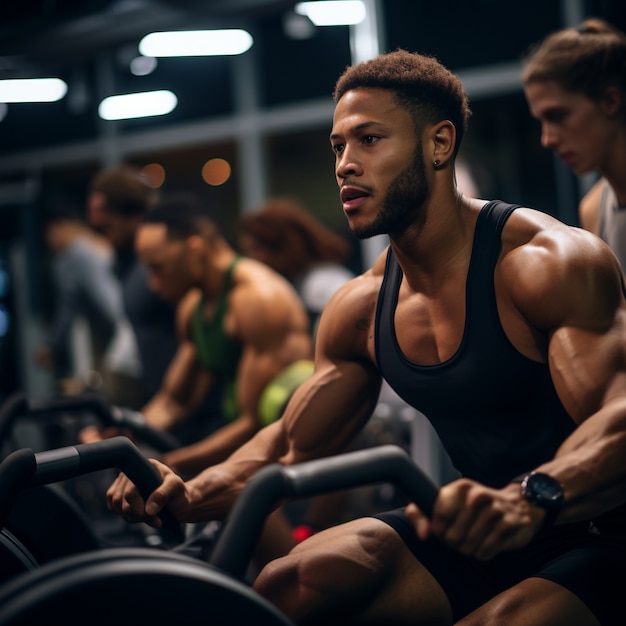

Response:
(353, 146), (428, 240)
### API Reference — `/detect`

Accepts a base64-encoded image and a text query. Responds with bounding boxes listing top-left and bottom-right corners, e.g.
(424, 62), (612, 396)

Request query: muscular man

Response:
(108, 50), (626, 625)
(130, 193), (313, 479)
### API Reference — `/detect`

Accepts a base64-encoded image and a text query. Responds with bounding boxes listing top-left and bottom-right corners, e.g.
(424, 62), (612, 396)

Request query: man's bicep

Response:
(549, 310), (626, 424)
(280, 357), (381, 464)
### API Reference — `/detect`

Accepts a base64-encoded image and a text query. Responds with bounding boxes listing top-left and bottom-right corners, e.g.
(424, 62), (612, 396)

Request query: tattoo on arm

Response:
(355, 318), (370, 331)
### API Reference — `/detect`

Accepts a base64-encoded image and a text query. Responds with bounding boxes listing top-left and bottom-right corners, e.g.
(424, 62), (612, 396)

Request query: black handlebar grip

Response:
(109, 406), (180, 453)
(32, 437), (183, 542)
(14, 393), (179, 453)
(0, 437), (184, 544)
(28, 393), (114, 425)
(0, 448), (37, 528)
(0, 392), (29, 445)
(210, 445), (439, 579)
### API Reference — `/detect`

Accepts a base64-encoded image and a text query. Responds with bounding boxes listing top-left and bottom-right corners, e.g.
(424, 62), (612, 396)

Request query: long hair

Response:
(238, 198), (352, 280)
(521, 18), (626, 105)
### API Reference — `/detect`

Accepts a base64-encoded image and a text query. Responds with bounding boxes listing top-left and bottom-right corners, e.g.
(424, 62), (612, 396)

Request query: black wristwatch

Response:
(519, 472), (564, 532)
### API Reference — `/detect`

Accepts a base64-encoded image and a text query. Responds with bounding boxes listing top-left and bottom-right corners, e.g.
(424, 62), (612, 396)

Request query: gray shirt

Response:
(48, 237), (140, 377)
(597, 180), (626, 272)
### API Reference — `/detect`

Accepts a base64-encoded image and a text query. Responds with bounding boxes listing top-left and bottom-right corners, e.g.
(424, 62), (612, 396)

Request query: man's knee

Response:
(253, 517), (452, 624)
(253, 519), (388, 619)
(253, 554), (295, 601)
(253, 549), (323, 620)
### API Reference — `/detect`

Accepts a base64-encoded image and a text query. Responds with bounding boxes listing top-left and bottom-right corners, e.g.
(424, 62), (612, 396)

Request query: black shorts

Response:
(373, 508), (626, 625)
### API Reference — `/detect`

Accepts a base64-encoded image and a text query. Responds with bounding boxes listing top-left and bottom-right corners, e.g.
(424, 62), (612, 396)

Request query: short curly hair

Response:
(90, 164), (156, 217)
(144, 192), (219, 242)
(333, 49), (472, 155)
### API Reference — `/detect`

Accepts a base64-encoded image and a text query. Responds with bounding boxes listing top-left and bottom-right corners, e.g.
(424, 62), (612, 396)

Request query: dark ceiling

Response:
(1, 0), (625, 161)
(0, 0), (353, 155)
(0, 1), (296, 74)
(4, 0), (626, 78)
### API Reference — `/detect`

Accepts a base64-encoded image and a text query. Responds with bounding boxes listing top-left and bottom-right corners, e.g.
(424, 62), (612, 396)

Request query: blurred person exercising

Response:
(238, 198), (356, 338)
(84, 164), (222, 446)
(113, 192), (315, 563)
(108, 50), (626, 625)
(129, 193), (313, 479)
(522, 18), (626, 272)
(36, 203), (143, 408)
(87, 164), (178, 404)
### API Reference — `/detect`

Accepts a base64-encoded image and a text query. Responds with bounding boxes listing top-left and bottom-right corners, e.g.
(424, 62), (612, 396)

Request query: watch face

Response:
(523, 472), (563, 507)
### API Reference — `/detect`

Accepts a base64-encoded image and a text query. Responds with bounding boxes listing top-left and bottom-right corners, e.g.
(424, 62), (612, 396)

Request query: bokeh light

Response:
(141, 163), (166, 188)
(202, 158), (231, 186)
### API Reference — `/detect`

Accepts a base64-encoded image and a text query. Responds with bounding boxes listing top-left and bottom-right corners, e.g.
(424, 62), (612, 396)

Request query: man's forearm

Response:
(142, 392), (188, 431)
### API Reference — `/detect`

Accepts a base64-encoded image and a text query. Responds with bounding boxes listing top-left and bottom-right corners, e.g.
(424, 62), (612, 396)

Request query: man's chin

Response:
(350, 222), (384, 240)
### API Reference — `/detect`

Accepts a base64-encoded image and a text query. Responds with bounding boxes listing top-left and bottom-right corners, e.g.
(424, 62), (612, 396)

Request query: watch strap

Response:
(537, 502), (560, 532)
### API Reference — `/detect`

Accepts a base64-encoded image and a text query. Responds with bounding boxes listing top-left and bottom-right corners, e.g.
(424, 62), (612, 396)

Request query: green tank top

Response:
(191, 257), (243, 422)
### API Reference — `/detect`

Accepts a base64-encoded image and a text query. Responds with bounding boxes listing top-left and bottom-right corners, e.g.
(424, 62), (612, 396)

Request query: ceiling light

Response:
(295, 1), (366, 26)
(0, 78), (68, 103)
(138, 29), (253, 57)
(98, 90), (177, 120)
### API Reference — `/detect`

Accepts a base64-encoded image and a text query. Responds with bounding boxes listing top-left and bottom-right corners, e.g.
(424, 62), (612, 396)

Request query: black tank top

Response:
(375, 201), (575, 487)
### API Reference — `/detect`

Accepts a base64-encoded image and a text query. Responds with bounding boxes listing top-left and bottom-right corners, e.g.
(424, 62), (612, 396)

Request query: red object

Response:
(292, 524), (317, 543)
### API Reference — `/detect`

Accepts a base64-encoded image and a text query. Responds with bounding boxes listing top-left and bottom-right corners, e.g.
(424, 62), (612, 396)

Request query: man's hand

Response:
(78, 424), (126, 444)
(106, 459), (187, 528)
(405, 478), (545, 561)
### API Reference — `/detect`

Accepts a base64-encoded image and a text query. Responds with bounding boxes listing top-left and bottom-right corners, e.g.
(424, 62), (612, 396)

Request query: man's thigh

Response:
(458, 577), (600, 626)
(253, 516), (453, 625)
(375, 509), (626, 625)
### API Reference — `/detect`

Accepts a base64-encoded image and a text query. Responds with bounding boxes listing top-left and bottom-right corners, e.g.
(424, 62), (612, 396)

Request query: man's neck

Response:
(201, 246), (238, 300)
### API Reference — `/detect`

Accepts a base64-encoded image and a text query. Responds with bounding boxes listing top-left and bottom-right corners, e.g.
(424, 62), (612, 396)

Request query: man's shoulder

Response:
(320, 271), (382, 323)
(500, 207), (620, 327)
(501, 205), (581, 246)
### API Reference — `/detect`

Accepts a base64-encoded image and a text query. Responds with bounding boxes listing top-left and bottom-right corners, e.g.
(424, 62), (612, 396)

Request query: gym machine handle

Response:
(0, 437), (184, 544)
(210, 444), (439, 579)
(0, 391), (180, 453)
(0, 393), (28, 445)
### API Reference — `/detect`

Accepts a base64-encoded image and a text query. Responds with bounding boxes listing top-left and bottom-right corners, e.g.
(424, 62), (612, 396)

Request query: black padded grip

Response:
(0, 392), (29, 445)
(210, 445), (439, 579)
(0, 437), (183, 544)
(0, 448), (37, 528)
(26, 394), (179, 453)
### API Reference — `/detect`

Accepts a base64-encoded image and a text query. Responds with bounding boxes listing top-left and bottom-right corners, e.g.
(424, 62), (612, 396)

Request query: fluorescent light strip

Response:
(98, 90), (178, 121)
(0, 78), (68, 103)
(139, 29), (253, 57)
(295, 1), (366, 26)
